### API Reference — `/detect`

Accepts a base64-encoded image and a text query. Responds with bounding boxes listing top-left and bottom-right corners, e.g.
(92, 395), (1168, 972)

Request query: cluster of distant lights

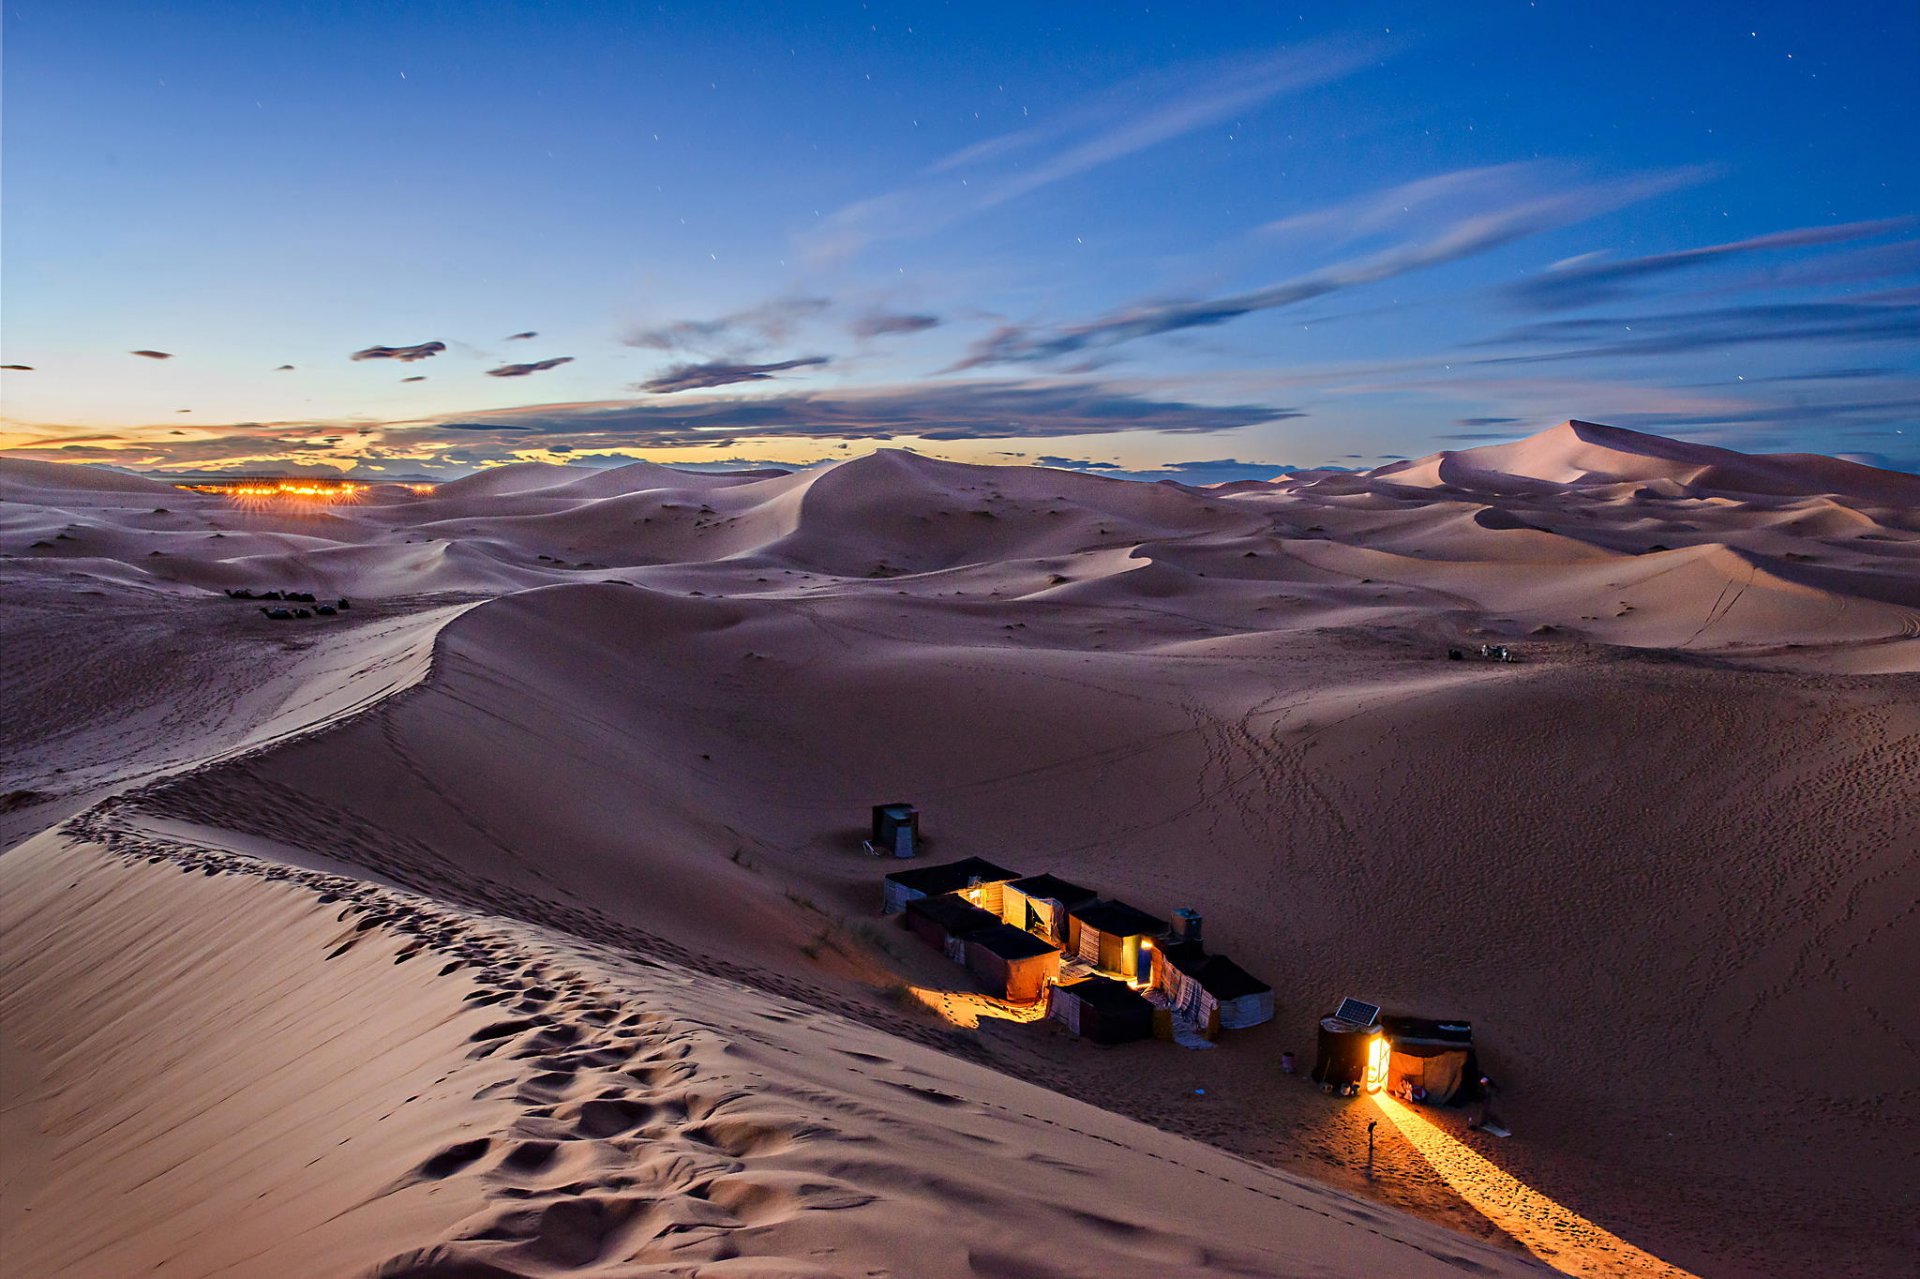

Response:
(172, 478), (437, 505)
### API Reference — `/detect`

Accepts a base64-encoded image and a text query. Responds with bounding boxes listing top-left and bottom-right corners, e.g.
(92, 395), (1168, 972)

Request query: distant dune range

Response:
(2, 421), (1915, 1278)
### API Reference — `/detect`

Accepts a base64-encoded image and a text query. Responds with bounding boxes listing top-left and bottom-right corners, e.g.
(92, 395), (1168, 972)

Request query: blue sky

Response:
(2, 0), (1916, 479)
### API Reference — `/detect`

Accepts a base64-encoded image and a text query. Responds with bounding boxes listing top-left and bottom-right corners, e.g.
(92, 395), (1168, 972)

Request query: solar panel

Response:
(1334, 997), (1380, 1027)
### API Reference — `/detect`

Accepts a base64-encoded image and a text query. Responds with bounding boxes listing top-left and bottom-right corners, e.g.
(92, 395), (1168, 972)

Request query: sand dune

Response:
(3, 422), (1916, 1278)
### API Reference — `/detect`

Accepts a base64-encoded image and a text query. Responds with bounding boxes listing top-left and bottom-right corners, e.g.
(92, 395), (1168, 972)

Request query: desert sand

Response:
(2, 421), (1916, 1278)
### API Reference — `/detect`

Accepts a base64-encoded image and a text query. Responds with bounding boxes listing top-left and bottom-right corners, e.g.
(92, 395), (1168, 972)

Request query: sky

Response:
(2, 0), (1916, 481)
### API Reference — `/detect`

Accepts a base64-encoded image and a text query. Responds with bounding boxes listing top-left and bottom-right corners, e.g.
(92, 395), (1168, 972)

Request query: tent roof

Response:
(1069, 899), (1166, 937)
(884, 856), (1020, 895)
(1381, 1015), (1473, 1046)
(1159, 938), (1208, 975)
(967, 923), (1060, 962)
(1058, 975), (1152, 1015)
(1193, 955), (1270, 999)
(1159, 942), (1269, 998)
(905, 895), (999, 936)
(1006, 873), (1097, 905)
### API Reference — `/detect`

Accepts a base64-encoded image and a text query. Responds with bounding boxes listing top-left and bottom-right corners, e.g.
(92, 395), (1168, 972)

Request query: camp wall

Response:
(1082, 928), (1145, 980)
(1152, 952), (1219, 1038)
(1050, 986), (1081, 1036)
(1001, 885), (1062, 943)
(1216, 989), (1273, 1030)
(882, 881), (922, 915)
(964, 880), (1007, 917)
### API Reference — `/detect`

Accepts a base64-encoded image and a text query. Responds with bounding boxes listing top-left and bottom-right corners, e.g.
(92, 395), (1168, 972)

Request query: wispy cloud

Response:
(800, 39), (1381, 265)
(351, 341), (446, 363)
(624, 298), (829, 356)
(1508, 217), (1914, 310)
(635, 356), (831, 394)
(433, 380), (1297, 449)
(486, 357), (575, 378)
(950, 165), (1705, 369)
(1477, 296), (1920, 362)
(850, 309), (942, 339)
(1035, 456), (1306, 484)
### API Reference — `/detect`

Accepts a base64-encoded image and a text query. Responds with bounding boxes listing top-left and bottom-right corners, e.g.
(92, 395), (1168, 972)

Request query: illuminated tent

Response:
(1312, 1015), (1388, 1093)
(1001, 873), (1097, 945)
(1380, 1015), (1476, 1105)
(1051, 975), (1154, 1044)
(881, 856), (1020, 916)
(963, 924), (1061, 1003)
(903, 895), (999, 963)
(1065, 899), (1166, 982)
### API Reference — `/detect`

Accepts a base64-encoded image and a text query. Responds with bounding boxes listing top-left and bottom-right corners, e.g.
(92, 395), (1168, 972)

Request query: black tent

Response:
(903, 895), (999, 956)
(1052, 975), (1153, 1045)
(881, 856), (1020, 915)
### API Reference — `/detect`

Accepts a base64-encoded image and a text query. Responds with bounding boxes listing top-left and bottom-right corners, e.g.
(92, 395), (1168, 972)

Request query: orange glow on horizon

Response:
(176, 478), (365, 502)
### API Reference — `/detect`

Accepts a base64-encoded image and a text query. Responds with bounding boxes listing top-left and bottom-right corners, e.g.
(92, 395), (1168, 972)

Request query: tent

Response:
(964, 924), (1061, 1003)
(903, 895), (999, 962)
(1312, 1016), (1388, 1094)
(1380, 1015), (1476, 1105)
(1065, 899), (1166, 982)
(871, 803), (920, 858)
(1051, 975), (1154, 1044)
(1196, 956), (1273, 1030)
(1001, 873), (1097, 945)
(881, 856), (1020, 916)
(1152, 942), (1274, 1036)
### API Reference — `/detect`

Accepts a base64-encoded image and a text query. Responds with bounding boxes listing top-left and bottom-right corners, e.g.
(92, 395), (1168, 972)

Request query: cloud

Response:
(1508, 217), (1914, 310)
(1, 364), (33, 371)
(504, 331), (538, 340)
(274, 364), (295, 371)
(801, 39), (1380, 264)
(130, 349), (173, 359)
(351, 341), (446, 362)
(401, 375), (428, 382)
(1454, 417), (1524, 427)
(1037, 456), (1121, 469)
(951, 165), (1705, 369)
(850, 310), (942, 339)
(486, 356), (575, 378)
(636, 356), (830, 394)
(429, 379), (1297, 449)
(624, 297), (829, 356)
(1477, 297), (1920, 363)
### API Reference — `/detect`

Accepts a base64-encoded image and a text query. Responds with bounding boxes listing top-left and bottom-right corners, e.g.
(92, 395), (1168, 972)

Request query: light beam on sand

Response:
(1371, 1094), (1701, 1279)
(906, 986), (1051, 1030)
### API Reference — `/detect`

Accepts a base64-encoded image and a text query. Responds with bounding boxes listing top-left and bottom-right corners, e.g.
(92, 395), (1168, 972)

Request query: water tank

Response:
(1171, 907), (1202, 943)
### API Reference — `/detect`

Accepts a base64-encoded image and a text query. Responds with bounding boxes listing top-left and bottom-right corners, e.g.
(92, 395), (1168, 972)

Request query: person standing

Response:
(1470, 1074), (1504, 1132)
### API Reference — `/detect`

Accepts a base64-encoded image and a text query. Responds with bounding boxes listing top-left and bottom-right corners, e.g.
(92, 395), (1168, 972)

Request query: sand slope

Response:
(2, 823), (1546, 1279)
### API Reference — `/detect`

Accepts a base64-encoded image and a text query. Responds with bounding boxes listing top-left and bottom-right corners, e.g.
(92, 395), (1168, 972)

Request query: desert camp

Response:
(874, 849), (1275, 1051)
